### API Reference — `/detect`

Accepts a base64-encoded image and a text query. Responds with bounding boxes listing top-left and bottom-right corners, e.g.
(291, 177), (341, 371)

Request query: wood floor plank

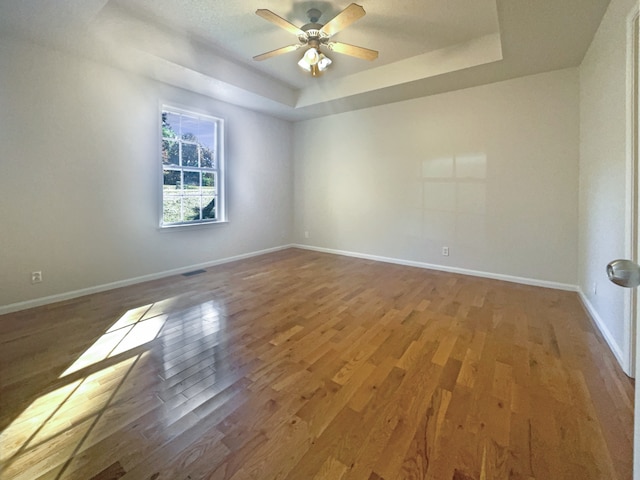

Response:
(0, 248), (633, 480)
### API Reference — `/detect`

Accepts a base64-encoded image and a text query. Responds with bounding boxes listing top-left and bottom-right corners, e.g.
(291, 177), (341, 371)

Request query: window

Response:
(161, 106), (225, 227)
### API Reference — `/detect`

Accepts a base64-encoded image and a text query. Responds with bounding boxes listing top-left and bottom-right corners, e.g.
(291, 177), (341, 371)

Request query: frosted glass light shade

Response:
(317, 54), (332, 71)
(304, 47), (320, 65)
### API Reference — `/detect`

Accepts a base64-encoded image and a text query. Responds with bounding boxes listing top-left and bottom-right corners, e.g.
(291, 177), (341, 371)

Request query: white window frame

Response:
(160, 105), (226, 228)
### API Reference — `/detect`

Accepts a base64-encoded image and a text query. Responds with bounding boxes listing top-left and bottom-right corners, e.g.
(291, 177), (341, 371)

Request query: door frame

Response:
(630, 6), (639, 480)
(626, 7), (639, 378)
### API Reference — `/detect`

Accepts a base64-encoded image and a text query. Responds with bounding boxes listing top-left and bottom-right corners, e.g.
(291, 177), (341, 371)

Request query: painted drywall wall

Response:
(0, 38), (293, 308)
(579, 0), (638, 374)
(294, 69), (580, 286)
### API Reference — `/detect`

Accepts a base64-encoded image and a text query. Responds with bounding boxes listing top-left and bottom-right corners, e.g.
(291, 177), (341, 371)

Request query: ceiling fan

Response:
(253, 3), (378, 77)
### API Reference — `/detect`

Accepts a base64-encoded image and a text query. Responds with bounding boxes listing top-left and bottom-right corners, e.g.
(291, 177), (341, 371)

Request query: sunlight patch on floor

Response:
(0, 356), (137, 463)
(61, 308), (168, 378)
(0, 298), (215, 478)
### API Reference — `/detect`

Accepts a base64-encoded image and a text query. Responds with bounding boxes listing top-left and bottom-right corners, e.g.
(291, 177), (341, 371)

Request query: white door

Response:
(608, 9), (638, 479)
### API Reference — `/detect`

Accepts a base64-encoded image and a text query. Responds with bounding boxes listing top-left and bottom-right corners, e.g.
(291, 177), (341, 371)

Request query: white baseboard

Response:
(293, 244), (579, 292)
(0, 245), (294, 316)
(577, 289), (630, 375)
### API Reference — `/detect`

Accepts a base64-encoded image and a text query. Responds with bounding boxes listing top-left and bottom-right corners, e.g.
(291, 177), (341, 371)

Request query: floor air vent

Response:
(182, 269), (207, 277)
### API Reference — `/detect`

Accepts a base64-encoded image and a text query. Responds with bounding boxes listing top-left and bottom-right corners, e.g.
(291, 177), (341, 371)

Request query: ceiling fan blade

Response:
(253, 44), (302, 61)
(320, 3), (366, 37)
(256, 9), (305, 36)
(327, 42), (378, 61)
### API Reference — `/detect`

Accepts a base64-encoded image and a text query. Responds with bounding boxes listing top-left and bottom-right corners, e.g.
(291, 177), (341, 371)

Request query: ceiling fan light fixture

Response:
(298, 47), (331, 75)
(297, 56), (312, 71)
(317, 53), (332, 71)
(303, 47), (320, 65)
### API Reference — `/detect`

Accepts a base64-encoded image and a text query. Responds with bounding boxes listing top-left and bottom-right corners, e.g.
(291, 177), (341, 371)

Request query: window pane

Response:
(181, 115), (198, 140)
(202, 197), (216, 219)
(184, 197), (201, 221)
(201, 147), (214, 168)
(183, 171), (200, 194)
(162, 112), (180, 139)
(163, 198), (182, 224)
(202, 172), (215, 193)
(162, 140), (179, 165)
(182, 143), (198, 167)
(198, 121), (216, 151)
(163, 169), (181, 190)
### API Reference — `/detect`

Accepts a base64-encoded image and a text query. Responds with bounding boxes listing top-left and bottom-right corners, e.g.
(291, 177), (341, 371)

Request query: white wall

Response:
(0, 38), (293, 309)
(578, 0), (638, 374)
(294, 69), (580, 287)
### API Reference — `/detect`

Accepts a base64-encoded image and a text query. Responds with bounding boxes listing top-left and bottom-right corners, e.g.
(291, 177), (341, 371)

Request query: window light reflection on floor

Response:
(1, 297), (222, 478)
(0, 355), (139, 463)
(159, 301), (223, 373)
(60, 305), (169, 378)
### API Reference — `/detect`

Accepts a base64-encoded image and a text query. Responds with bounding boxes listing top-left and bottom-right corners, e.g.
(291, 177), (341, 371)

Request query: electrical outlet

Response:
(31, 271), (43, 284)
(304, 231), (310, 239)
(593, 282), (597, 295)
(442, 246), (449, 256)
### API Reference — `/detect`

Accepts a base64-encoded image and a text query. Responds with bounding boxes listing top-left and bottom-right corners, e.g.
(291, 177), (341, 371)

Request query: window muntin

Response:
(161, 107), (225, 227)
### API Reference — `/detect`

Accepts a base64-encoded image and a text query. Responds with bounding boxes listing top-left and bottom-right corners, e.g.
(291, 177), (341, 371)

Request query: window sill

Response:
(158, 219), (229, 231)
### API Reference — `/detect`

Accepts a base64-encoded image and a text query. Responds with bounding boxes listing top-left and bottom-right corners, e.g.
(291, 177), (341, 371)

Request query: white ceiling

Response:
(0, 0), (611, 121)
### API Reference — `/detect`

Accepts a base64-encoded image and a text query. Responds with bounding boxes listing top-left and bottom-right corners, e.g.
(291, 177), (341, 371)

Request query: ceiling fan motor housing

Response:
(298, 24), (329, 46)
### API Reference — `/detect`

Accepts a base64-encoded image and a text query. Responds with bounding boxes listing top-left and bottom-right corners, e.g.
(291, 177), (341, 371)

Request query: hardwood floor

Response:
(0, 248), (634, 479)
